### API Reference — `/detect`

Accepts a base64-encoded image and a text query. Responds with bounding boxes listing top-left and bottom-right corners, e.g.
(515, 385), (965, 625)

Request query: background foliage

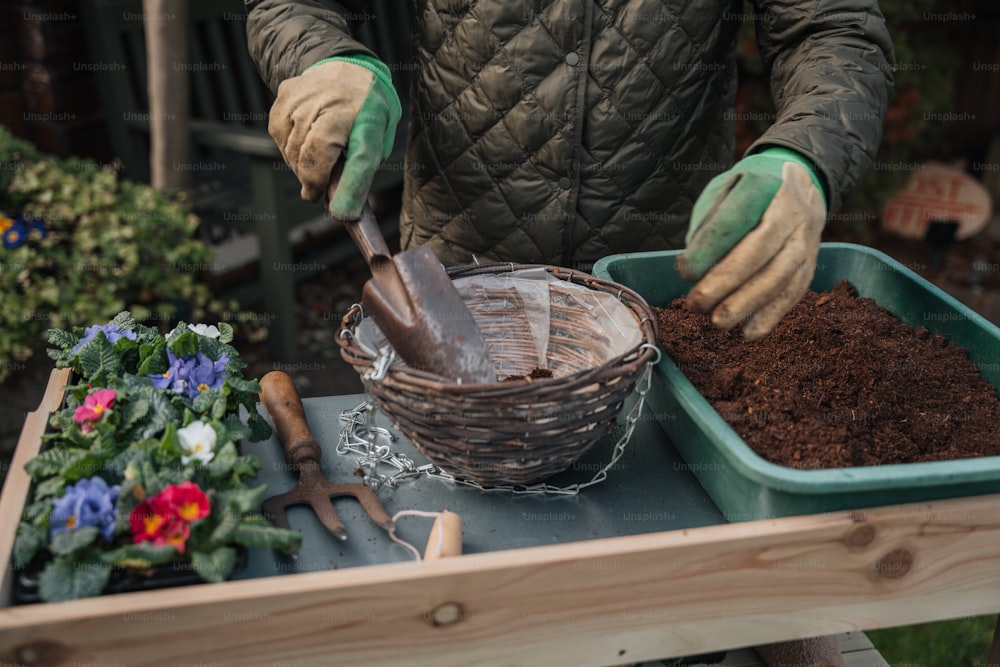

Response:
(0, 127), (260, 383)
(735, 0), (959, 234)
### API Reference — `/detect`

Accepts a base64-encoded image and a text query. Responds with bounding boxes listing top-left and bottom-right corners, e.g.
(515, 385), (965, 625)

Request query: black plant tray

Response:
(12, 547), (248, 605)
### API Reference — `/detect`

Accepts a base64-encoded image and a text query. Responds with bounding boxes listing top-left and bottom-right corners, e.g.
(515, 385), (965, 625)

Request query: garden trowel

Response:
(330, 188), (497, 384)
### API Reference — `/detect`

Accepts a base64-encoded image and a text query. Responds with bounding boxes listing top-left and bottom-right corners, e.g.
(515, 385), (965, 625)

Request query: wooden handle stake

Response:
(259, 371), (323, 467)
(423, 510), (463, 560)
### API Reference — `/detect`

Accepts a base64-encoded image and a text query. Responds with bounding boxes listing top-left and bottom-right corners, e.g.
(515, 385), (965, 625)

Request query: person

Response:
(246, 1), (894, 664)
(245, 0), (893, 343)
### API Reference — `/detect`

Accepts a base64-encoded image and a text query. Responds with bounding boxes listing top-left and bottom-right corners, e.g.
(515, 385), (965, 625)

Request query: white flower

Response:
(177, 420), (217, 465)
(188, 323), (221, 339)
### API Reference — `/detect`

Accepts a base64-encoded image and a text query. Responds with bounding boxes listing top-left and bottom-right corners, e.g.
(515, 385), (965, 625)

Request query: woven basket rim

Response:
(337, 263), (659, 395)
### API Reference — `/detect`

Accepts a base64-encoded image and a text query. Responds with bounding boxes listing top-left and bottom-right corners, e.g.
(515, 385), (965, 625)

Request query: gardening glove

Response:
(677, 147), (827, 340)
(268, 54), (401, 220)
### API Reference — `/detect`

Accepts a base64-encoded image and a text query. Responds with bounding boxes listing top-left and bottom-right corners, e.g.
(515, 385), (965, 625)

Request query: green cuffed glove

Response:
(677, 147), (828, 340)
(268, 54), (402, 220)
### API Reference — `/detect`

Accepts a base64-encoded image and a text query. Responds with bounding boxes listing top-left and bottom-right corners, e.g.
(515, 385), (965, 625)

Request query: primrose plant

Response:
(14, 312), (300, 602)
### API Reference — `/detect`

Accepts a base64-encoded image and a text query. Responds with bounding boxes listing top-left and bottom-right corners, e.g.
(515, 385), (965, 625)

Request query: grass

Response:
(867, 615), (996, 667)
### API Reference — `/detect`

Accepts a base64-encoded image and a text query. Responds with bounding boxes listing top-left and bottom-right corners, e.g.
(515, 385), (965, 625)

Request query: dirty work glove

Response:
(677, 147), (827, 340)
(268, 54), (401, 219)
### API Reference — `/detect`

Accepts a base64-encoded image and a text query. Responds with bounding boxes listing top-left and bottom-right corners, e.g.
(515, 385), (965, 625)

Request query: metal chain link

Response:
(336, 344), (661, 496)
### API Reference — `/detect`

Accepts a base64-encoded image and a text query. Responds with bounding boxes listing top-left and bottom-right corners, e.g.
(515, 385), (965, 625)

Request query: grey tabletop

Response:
(234, 393), (727, 580)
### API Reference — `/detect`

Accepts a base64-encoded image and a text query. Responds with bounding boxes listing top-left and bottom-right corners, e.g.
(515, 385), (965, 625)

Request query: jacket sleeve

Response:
(244, 0), (377, 92)
(748, 0), (896, 214)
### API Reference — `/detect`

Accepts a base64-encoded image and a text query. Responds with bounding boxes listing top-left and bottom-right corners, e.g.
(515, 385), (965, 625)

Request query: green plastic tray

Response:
(593, 242), (1000, 520)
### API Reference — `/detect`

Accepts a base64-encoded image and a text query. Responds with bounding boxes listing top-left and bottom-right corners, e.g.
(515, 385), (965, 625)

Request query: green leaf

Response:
(136, 386), (178, 439)
(224, 414), (253, 443)
(158, 421), (181, 458)
(218, 322), (234, 344)
(38, 556), (111, 602)
(170, 331), (198, 358)
(204, 441), (238, 478)
(61, 451), (112, 482)
(13, 522), (47, 567)
(209, 503), (241, 545)
(49, 526), (100, 556)
(210, 395), (227, 421)
(46, 327), (78, 352)
(232, 455), (262, 480)
(137, 338), (168, 376)
(78, 334), (120, 383)
(22, 499), (51, 523)
(198, 336), (226, 362)
(215, 485), (267, 514)
(33, 476), (66, 502)
(101, 542), (178, 568)
(226, 376), (261, 394)
(191, 388), (218, 413)
(115, 337), (140, 372)
(121, 396), (150, 431)
(25, 448), (75, 479)
(246, 411), (272, 442)
(190, 546), (236, 583)
(139, 458), (163, 495)
(111, 311), (136, 330)
(233, 517), (302, 553)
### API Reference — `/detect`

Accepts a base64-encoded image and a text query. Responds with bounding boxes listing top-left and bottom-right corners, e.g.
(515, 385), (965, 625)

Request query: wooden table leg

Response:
(988, 614), (1000, 667)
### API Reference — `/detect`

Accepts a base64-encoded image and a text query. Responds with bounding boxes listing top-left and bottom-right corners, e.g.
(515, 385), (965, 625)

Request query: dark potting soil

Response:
(500, 368), (554, 382)
(654, 280), (1000, 470)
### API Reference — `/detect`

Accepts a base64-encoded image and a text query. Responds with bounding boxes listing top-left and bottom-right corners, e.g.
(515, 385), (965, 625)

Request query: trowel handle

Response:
(326, 162), (391, 264)
(343, 202), (392, 265)
(259, 371), (322, 467)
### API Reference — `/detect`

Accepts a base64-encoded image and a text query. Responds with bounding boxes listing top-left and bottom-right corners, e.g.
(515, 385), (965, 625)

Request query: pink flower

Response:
(73, 389), (116, 431)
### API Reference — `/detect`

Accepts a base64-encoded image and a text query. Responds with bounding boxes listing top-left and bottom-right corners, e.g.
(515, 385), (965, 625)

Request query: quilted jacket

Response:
(246, 0), (894, 268)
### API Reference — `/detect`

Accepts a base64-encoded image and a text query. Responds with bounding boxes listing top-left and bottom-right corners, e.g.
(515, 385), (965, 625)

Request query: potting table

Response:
(2, 369), (1000, 666)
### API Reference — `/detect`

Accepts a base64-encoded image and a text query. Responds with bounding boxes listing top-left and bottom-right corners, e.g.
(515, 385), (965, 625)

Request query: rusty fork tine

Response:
(346, 486), (396, 532)
(309, 498), (349, 542)
(261, 496), (292, 532)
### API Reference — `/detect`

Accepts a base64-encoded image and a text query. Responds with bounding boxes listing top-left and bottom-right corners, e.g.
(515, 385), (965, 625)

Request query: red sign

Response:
(881, 162), (992, 240)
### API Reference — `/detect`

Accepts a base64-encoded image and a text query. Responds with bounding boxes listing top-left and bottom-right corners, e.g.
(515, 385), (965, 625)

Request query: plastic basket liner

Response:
(354, 268), (643, 378)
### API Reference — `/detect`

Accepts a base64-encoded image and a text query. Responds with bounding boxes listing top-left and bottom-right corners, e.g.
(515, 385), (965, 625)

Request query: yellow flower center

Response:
(177, 501), (201, 521)
(66, 514), (77, 530)
(144, 514), (164, 534)
(197, 383), (209, 393)
(93, 404), (105, 415)
(161, 370), (171, 378)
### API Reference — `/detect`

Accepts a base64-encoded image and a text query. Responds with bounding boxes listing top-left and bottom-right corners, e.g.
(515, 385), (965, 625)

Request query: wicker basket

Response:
(337, 264), (659, 486)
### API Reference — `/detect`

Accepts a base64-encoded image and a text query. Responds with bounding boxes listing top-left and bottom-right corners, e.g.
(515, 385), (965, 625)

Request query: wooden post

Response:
(142, 0), (189, 191)
(989, 614), (1000, 667)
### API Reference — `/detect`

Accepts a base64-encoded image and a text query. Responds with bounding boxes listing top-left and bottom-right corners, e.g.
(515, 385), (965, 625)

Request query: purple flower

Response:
(50, 476), (121, 542)
(0, 215), (43, 249)
(2, 223), (26, 249)
(149, 349), (229, 400)
(71, 323), (138, 353)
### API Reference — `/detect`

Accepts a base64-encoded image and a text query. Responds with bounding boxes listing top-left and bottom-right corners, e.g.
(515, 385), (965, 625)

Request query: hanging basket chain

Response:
(335, 345), (661, 496)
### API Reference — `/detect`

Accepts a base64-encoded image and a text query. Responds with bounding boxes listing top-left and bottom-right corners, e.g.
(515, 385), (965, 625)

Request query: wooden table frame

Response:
(3, 369), (1000, 666)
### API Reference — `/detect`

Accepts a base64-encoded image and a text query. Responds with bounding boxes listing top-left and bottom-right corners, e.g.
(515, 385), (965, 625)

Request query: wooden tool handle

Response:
(326, 161), (391, 263)
(423, 510), (463, 560)
(259, 371), (322, 467)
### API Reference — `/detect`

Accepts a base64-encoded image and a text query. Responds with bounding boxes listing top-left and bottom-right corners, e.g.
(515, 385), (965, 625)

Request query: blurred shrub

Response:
(0, 126), (260, 383)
